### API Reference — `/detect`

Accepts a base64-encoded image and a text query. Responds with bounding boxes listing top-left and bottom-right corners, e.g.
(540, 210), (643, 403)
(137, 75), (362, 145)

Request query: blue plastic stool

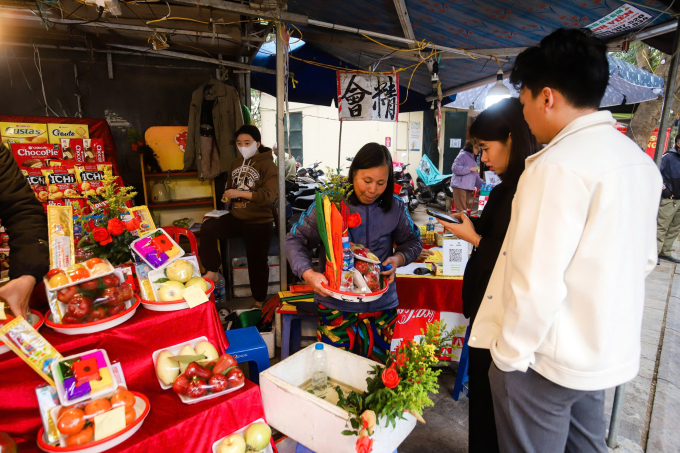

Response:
(452, 325), (471, 401)
(281, 312), (318, 360)
(295, 443), (396, 453)
(225, 326), (270, 386)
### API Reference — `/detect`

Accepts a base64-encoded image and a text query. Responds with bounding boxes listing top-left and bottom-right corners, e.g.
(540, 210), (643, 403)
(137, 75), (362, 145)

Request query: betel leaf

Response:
(341, 430), (356, 436)
(154, 278), (170, 284)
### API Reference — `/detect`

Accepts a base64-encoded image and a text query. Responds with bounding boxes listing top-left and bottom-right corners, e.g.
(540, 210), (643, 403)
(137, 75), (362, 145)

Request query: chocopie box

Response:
(60, 139), (84, 162)
(83, 138), (105, 163)
(11, 143), (61, 168)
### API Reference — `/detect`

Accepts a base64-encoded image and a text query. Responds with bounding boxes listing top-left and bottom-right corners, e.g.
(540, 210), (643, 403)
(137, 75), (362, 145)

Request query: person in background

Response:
(470, 29), (661, 453)
(450, 141), (484, 213)
(200, 125), (278, 307)
(273, 143), (297, 185)
(285, 143), (422, 363)
(0, 143), (49, 318)
(438, 98), (540, 453)
(656, 135), (680, 264)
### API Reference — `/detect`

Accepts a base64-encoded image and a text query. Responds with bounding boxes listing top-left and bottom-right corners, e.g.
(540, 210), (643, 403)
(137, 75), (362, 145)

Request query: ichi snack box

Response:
(130, 229), (184, 269)
(48, 124), (89, 144)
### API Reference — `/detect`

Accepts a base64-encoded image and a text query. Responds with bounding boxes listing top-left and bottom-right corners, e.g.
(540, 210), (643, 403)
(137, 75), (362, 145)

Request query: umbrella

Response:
(444, 56), (664, 110)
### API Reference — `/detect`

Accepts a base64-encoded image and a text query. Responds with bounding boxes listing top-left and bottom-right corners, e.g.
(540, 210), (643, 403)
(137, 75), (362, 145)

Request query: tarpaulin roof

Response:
(279, 0), (676, 102)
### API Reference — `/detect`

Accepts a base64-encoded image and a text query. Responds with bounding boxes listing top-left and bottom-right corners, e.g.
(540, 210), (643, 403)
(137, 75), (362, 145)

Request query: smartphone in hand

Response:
(426, 208), (462, 224)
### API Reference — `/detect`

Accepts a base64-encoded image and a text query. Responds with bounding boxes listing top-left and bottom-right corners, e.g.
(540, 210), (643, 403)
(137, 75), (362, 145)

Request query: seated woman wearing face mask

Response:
(199, 125), (279, 306)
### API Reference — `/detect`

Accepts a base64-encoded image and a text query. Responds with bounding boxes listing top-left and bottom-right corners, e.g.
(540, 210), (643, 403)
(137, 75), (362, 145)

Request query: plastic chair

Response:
(452, 325), (470, 401)
(161, 226), (198, 256)
(281, 312), (318, 360)
(225, 326), (270, 386)
(296, 443), (396, 453)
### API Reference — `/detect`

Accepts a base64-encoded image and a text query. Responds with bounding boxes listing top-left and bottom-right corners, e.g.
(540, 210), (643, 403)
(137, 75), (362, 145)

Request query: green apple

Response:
(185, 276), (208, 292)
(217, 434), (246, 453)
(244, 423), (272, 451)
(158, 281), (185, 301)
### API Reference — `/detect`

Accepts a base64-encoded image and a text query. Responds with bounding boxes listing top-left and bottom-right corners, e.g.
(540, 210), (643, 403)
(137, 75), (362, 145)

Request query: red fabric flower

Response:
(125, 218), (141, 232)
(107, 218), (125, 236)
(92, 227), (112, 245)
(381, 363), (400, 389)
(355, 435), (373, 453)
(347, 212), (362, 228)
(85, 219), (96, 232)
(137, 141), (144, 147)
(131, 143), (138, 152)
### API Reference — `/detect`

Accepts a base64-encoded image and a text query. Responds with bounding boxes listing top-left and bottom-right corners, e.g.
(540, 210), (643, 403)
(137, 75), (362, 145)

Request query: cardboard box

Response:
(60, 139), (84, 162)
(11, 143), (61, 168)
(260, 343), (417, 453)
(48, 124), (89, 144)
(83, 138), (105, 162)
(0, 123), (48, 146)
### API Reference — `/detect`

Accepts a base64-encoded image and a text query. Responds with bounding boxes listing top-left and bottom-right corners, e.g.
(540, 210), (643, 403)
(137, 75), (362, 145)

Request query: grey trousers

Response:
(488, 364), (608, 453)
(657, 198), (680, 256)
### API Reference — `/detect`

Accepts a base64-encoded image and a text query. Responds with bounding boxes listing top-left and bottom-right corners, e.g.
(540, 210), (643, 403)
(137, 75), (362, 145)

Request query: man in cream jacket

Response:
(469, 29), (662, 452)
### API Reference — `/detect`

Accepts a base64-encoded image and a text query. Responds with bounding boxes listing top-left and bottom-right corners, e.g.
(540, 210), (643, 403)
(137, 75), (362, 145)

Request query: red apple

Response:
(46, 268), (65, 279)
(118, 282), (133, 301)
(61, 314), (81, 324)
(226, 368), (245, 388)
(79, 279), (99, 292)
(102, 275), (120, 288)
(108, 303), (126, 316)
(99, 287), (122, 306)
(67, 296), (93, 318)
(87, 306), (107, 322)
(57, 286), (78, 303)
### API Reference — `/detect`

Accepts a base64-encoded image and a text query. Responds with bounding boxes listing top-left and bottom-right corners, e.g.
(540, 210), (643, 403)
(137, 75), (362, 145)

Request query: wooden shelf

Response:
(146, 171), (198, 178)
(148, 198), (214, 209)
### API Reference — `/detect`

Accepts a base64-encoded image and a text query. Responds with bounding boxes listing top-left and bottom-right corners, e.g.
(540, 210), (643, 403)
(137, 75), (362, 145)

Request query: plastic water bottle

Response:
(342, 239), (354, 271)
(214, 272), (227, 307)
(426, 217), (436, 245)
(311, 343), (328, 391)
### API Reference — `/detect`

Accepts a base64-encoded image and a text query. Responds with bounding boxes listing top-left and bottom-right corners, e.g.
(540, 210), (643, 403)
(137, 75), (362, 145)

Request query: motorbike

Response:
(297, 160), (325, 182)
(412, 155), (452, 211)
(393, 154), (415, 212)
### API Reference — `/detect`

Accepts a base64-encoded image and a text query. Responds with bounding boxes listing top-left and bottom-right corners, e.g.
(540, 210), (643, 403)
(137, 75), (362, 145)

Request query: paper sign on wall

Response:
(409, 122), (422, 151)
(337, 72), (399, 122)
(586, 3), (651, 37)
(450, 138), (461, 148)
(443, 239), (468, 276)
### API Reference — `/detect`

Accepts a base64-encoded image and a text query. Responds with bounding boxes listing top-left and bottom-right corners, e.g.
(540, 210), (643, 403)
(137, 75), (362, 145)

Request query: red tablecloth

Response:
(1, 303), (271, 452)
(395, 276), (464, 313)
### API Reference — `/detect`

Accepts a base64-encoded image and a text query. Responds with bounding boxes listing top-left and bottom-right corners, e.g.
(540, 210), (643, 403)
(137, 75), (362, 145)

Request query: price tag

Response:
(182, 285), (209, 308)
(94, 406), (126, 441)
(0, 302), (5, 320)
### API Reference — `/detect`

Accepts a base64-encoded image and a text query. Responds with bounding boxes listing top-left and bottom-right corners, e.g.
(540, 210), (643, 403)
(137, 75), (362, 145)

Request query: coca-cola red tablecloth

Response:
(1, 302), (274, 453)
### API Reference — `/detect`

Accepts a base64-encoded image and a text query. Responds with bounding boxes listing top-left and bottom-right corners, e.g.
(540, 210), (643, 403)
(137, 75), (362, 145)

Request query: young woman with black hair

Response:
(285, 143), (422, 363)
(437, 98), (539, 453)
(199, 125), (278, 307)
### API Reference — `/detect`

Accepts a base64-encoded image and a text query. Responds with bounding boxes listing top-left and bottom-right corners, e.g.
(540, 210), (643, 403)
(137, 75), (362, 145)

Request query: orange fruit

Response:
(84, 398), (111, 418)
(110, 389), (135, 410)
(57, 408), (85, 435)
(125, 408), (136, 425)
(65, 425), (93, 446)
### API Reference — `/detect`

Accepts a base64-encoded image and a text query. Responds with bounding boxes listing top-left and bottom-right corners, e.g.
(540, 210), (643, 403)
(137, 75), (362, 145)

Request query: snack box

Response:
(11, 143), (61, 168)
(44, 259), (115, 292)
(49, 124), (89, 144)
(50, 349), (118, 406)
(130, 229), (184, 270)
(83, 138), (106, 162)
(59, 139), (84, 162)
(0, 122), (48, 145)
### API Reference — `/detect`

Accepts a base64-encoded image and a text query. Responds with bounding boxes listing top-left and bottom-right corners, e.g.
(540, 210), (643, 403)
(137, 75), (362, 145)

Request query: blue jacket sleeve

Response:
(285, 203), (321, 279)
(392, 197), (423, 265)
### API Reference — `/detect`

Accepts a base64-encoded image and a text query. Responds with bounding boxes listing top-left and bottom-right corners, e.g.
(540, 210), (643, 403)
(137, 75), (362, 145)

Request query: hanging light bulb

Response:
(485, 70), (511, 110)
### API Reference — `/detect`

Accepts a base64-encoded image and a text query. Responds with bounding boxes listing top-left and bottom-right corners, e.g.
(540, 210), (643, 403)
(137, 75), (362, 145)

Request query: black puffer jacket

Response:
(661, 148), (680, 199)
(0, 144), (49, 281)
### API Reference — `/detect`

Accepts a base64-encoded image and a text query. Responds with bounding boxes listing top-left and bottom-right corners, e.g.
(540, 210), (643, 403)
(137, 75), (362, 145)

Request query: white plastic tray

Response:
(43, 261), (116, 293)
(151, 336), (244, 404)
(37, 392), (150, 453)
(212, 418), (274, 453)
(147, 255), (201, 301)
(140, 278), (214, 312)
(50, 349), (118, 407)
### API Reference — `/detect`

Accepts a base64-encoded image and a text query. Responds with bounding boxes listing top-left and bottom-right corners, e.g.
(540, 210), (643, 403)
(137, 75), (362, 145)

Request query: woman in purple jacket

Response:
(285, 143), (422, 363)
(451, 141), (484, 213)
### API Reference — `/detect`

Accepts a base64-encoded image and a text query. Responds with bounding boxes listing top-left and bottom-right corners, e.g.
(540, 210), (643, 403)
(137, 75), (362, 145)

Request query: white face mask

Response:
(238, 142), (258, 159)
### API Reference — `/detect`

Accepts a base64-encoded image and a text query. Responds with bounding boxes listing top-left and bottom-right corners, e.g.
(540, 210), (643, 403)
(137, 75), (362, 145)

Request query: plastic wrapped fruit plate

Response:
(140, 277), (214, 312)
(36, 391), (150, 453)
(321, 276), (388, 303)
(0, 310), (43, 355)
(212, 418), (274, 453)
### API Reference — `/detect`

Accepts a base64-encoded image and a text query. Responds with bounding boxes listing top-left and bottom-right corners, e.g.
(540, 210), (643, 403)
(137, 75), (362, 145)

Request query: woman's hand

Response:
(437, 214), (481, 247)
(0, 275), (35, 319)
(302, 269), (333, 297)
(470, 166), (478, 173)
(224, 189), (252, 200)
(380, 255), (403, 284)
(415, 249), (433, 263)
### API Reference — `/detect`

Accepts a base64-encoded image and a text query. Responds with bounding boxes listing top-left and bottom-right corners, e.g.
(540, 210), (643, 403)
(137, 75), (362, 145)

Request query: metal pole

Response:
(654, 18), (680, 167)
(337, 120), (343, 170)
(607, 384), (626, 448)
(276, 23), (288, 292)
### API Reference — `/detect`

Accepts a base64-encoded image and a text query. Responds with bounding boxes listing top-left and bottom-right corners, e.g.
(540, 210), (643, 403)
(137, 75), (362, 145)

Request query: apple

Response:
(156, 350), (179, 385)
(217, 434), (246, 453)
(165, 259), (194, 283)
(194, 341), (219, 364)
(100, 287), (122, 306)
(90, 263), (111, 276)
(46, 268), (64, 279)
(226, 368), (245, 388)
(66, 263), (85, 273)
(244, 423), (272, 451)
(79, 279), (99, 292)
(158, 281), (185, 301)
(185, 276), (208, 292)
(49, 273), (70, 288)
(118, 282), (134, 301)
(178, 345), (196, 373)
(85, 258), (103, 269)
(102, 275), (120, 288)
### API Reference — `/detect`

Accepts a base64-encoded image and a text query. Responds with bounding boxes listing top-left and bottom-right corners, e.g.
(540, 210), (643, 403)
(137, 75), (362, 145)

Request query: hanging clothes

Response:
(184, 79), (244, 180)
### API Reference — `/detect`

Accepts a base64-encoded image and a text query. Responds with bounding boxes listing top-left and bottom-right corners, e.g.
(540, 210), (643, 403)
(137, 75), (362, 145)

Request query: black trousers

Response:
(468, 346), (500, 453)
(199, 214), (274, 302)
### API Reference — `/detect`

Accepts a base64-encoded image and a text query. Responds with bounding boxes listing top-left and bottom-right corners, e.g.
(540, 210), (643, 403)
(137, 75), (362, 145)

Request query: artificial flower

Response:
(361, 410), (376, 433)
(355, 435), (373, 453)
(92, 227), (112, 245)
(125, 218), (141, 232)
(107, 218), (125, 236)
(347, 212), (362, 228)
(131, 143), (138, 152)
(381, 363), (400, 389)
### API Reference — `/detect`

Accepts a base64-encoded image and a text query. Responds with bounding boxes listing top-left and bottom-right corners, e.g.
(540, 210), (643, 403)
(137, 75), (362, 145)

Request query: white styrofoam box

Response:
(233, 284), (279, 298)
(232, 265), (280, 286)
(260, 343), (417, 453)
(262, 329), (275, 359)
